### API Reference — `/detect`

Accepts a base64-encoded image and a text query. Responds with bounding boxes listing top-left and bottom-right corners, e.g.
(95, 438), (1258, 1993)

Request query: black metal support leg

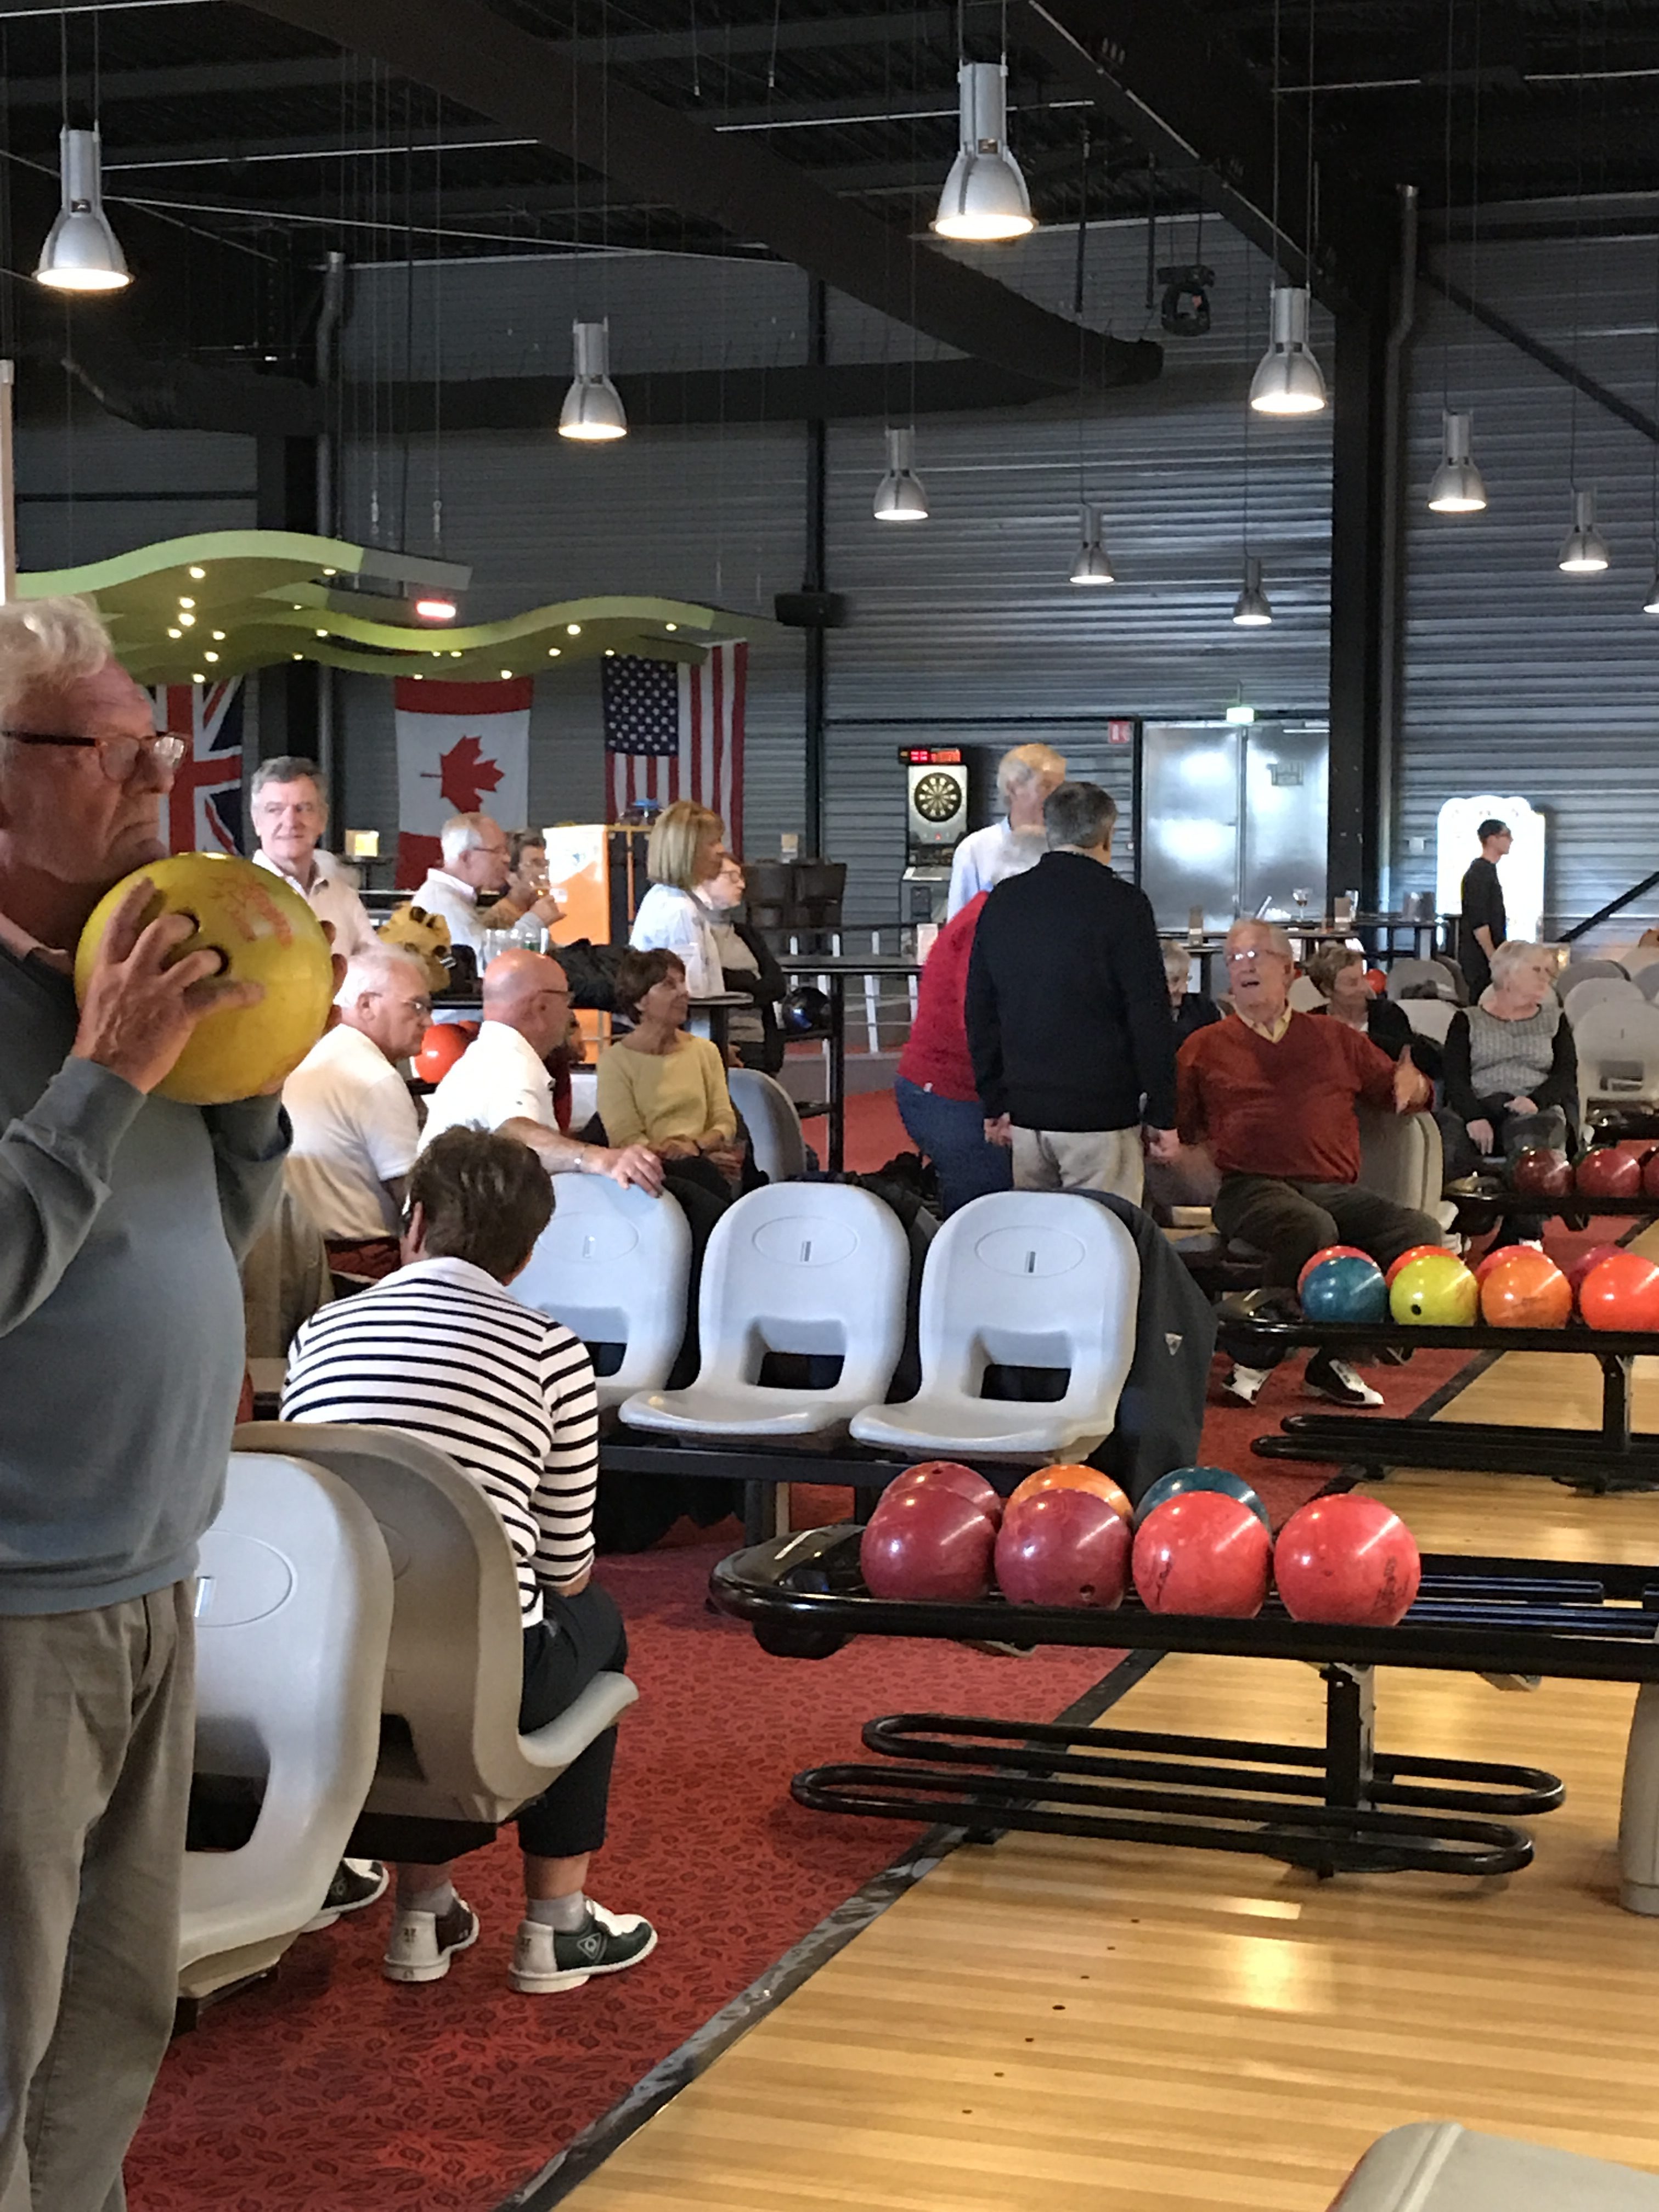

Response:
(1323, 1664), (1376, 1810)
(1603, 1355), (1635, 1456)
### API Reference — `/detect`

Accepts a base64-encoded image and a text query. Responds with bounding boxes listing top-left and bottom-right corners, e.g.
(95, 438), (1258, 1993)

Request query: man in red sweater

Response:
(1177, 919), (1443, 1408)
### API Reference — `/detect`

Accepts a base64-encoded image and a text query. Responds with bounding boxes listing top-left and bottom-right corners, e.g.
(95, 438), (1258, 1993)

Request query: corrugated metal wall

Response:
(13, 399), (256, 573)
(1394, 230), (1659, 939)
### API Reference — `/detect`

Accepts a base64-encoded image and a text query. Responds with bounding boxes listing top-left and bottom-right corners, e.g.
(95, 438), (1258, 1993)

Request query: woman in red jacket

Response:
(894, 892), (1014, 1215)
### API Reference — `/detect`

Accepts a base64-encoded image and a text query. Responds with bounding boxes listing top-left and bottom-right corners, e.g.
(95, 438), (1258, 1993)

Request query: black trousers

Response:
(513, 1583), (629, 1860)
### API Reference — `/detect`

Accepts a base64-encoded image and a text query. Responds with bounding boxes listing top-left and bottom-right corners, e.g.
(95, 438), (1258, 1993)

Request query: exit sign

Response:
(1106, 719), (1134, 744)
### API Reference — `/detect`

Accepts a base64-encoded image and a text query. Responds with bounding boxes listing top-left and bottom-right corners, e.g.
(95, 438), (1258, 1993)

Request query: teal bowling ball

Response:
(1299, 1251), (1388, 1327)
(1134, 1465), (1272, 1533)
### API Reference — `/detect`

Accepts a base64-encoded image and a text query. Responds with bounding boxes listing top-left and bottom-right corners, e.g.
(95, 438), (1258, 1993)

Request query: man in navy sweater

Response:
(965, 781), (1178, 1204)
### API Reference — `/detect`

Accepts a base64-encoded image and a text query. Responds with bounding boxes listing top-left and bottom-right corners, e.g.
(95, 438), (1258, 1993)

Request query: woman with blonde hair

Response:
(945, 742), (1066, 918)
(628, 799), (725, 997)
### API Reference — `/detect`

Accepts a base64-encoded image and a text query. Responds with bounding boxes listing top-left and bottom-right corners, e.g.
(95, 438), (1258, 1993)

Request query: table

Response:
(710, 1525), (1659, 1882)
(776, 952), (922, 1174)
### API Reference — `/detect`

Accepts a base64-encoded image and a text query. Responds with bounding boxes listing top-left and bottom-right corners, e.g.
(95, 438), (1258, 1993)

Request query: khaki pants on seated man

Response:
(1012, 1125), (1143, 1204)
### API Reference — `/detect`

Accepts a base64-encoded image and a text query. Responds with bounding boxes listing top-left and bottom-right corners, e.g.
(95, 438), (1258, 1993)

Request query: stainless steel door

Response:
(1139, 723), (1242, 933)
(1240, 723), (1329, 921)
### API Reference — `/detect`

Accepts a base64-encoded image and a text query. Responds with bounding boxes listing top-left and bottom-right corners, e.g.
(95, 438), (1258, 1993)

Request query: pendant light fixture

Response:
(1250, 0), (1325, 416)
(1232, 555), (1273, 627)
(873, 427), (928, 522)
(35, 127), (129, 292)
(932, 61), (1034, 243)
(1427, 410), (1488, 513)
(1069, 505), (1114, 584)
(1559, 488), (1610, 574)
(558, 320), (627, 442)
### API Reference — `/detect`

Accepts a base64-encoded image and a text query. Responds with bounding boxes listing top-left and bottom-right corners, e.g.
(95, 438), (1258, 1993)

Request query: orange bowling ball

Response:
(1479, 1247), (1573, 1329)
(1006, 1463), (1132, 1521)
(1579, 1251), (1659, 1333)
(74, 853), (334, 1105)
(414, 1022), (471, 1083)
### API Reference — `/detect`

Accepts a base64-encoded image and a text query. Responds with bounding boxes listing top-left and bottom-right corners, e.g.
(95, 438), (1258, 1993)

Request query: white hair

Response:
(0, 596), (114, 733)
(1225, 917), (1295, 961)
(337, 942), (428, 1005)
(996, 743), (1066, 803)
(1161, 941), (1193, 986)
(440, 812), (495, 866)
(1490, 938), (1552, 989)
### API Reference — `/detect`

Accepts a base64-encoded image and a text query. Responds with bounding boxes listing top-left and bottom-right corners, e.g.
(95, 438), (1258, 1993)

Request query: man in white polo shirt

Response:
(421, 947), (663, 1194)
(413, 813), (562, 958)
(250, 754), (376, 959)
(284, 944), (430, 1277)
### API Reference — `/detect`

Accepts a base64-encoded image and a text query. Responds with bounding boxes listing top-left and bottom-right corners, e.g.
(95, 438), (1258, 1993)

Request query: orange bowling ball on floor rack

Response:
(1578, 1251), (1659, 1332)
(1479, 1247), (1573, 1329)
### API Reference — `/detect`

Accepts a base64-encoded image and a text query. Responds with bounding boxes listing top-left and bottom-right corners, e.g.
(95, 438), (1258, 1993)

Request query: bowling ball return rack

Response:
(1237, 1317), (1659, 1492)
(711, 1527), (1659, 1882)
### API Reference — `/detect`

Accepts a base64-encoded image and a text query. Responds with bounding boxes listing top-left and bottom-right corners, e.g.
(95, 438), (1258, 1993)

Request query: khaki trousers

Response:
(0, 1584), (195, 2212)
(1011, 1125), (1144, 1205)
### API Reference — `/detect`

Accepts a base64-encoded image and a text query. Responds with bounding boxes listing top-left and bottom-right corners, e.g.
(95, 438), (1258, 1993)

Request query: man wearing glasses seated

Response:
(1176, 918), (1443, 1410)
(283, 944), (433, 1279)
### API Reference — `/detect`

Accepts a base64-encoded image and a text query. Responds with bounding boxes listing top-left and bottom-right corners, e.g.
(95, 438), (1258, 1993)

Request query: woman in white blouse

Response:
(628, 799), (725, 997)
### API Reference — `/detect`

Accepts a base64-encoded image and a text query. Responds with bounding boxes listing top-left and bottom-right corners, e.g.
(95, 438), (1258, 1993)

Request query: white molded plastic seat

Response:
(507, 1177), (691, 1410)
(235, 1422), (637, 1826)
(851, 1191), (1139, 1460)
(729, 1066), (807, 1182)
(619, 1183), (909, 1439)
(1561, 957), (1630, 992)
(1386, 958), (1460, 1003)
(1573, 1000), (1659, 1125)
(1564, 975), (1643, 1027)
(1357, 1104), (1449, 1222)
(1401, 996), (1455, 1042)
(1330, 2121), (1659, 2210)
(180, 1452), (394, 1997)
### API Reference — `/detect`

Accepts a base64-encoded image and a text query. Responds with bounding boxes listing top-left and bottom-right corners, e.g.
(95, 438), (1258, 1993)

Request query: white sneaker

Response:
(1222, 1363), (1271, 1407)
(381, 1896), (479, 1984)
(509, 1901), (658, 1995)
(1304, 1352), (1385, 1409)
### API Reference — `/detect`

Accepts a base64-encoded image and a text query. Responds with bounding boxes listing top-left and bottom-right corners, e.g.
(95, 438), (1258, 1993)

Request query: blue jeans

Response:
(895, 1075), (1014, 1216)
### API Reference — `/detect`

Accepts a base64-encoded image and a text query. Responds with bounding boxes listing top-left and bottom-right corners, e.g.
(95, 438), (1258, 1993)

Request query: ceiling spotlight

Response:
(167, 627), (180, 639)
(1427, 411), (1488, 514)
(665, 622), (678, 631)
(1069, 505), (1115, 585)
(874, 427), (928, 522)
(1232, 555), (1274, 627)
(1249, 286), (1327, 415)
(932, 61), (1035, 244)
(548, 647), (561, 657)
(178, 597), (195, 609)
(413, 594), (458, 623)
(567, 623), (582, 635)
(36, 127), (130, 292)
(204, 651), (219, 663)
(178, 612), (195, 627)
(500, 668), (512, 679)
(558, 319), (628, 442)
(1559, 488), (1610, 573)
(189, 565), (206, 579)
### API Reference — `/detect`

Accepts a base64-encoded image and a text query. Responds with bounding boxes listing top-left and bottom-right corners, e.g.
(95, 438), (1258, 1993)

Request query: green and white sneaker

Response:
(382, 1896), (479, 1984)
(509, 1902), (658, 1995)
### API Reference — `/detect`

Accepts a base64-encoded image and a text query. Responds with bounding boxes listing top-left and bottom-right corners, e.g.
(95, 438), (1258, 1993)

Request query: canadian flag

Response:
(393, 676), (531, 889)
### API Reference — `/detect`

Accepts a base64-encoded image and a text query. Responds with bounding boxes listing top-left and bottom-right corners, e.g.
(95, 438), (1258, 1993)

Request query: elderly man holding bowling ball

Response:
(1176, 918), (1445, 1410)
(0, 598), (318, 2212)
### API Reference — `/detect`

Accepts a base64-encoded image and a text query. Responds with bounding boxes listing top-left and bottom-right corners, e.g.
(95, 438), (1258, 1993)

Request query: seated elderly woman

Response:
(1438, 938), (1578, 1181)
(1305, 940), (1442, 1081)
(1163, 941), (1222, 1049)
(597, 947), (743, 1203)
(281, 1125), (656, 1997)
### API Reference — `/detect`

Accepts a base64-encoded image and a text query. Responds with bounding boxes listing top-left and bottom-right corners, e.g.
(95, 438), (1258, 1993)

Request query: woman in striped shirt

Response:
(282, 1125), (656, 1997)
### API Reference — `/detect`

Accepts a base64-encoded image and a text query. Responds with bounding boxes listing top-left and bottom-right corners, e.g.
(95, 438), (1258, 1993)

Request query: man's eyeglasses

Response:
(1226, 948), (1288, 966)
(3, 730), (188, 783)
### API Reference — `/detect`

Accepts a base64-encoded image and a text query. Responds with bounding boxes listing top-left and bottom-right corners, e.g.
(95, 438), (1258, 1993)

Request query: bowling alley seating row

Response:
(179, 1430), (639, 2019)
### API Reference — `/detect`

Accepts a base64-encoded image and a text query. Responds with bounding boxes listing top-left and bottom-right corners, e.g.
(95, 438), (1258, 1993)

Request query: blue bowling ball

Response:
(1134, 1465), (1272, 1532)
(1299, 1251), (1388, 1327)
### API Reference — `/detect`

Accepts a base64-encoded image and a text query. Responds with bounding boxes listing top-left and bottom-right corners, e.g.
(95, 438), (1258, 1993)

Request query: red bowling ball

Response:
(1575, 1147), (1644, 1200)
(995, 1488), (1131, 1609)
(861, 1485), (997, 1602)
(1643, 1150), (1659, 1200)
(1578, 1251), (1659, 1333)
(1273, 1494), (1421, 1626)
(1566, 1242), (1626, 1296)
(1131, 1492), (1272, 1618)
(883, 1460), (1001, 1526)
(1511, 1147), (1574, 1199)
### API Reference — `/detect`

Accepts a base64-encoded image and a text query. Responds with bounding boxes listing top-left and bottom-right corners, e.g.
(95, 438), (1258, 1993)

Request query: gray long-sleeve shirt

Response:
(0, 941), (289, 1615)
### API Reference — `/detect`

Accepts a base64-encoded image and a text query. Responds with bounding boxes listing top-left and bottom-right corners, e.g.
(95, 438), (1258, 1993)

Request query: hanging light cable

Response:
(932, 60), (1034, 242)
(1234, 280), (1273, 625)
(1427, 0), (1487, 512)
(558, 318), (627, 441)
(1558, 8), (1606, 575)
(873, 426), (928, 521)
(1250, 0), (1325, 415)
(36, 126), (129, 293)
(1645, 225), (1659, 611)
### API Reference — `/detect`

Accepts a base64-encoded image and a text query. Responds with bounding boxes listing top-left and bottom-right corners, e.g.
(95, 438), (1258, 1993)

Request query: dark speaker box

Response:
(774, 590), (849, 630)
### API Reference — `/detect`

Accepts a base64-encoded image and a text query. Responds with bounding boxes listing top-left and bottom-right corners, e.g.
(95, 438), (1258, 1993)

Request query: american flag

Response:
(150, 680), (245, 855)
(602, 643), (746, 850)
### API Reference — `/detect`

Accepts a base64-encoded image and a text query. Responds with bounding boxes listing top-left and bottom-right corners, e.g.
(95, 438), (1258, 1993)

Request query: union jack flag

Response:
(150, 680), (245, 855)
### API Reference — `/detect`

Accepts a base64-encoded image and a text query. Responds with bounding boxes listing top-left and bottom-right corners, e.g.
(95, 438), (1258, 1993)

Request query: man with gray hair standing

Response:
(946, 742), (1066, 918)
(249, 752), (376, 959)
(965, 780), (1178, 1203)
(0, 597), (296, 2210)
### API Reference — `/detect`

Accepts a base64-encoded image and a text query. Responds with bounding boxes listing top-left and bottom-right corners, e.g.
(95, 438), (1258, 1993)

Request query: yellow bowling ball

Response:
(1387, 1249), (1479, 1327)
(75, 853), (334, 1105)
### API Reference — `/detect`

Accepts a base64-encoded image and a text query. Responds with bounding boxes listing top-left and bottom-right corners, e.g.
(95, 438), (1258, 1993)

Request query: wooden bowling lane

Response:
(1355, 1468), (1659, 1563)
(566, 1650), (1659, 2212)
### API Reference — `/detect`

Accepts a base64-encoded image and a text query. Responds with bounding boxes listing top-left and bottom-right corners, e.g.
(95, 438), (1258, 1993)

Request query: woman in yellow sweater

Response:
(598, 949), (743, 1201)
